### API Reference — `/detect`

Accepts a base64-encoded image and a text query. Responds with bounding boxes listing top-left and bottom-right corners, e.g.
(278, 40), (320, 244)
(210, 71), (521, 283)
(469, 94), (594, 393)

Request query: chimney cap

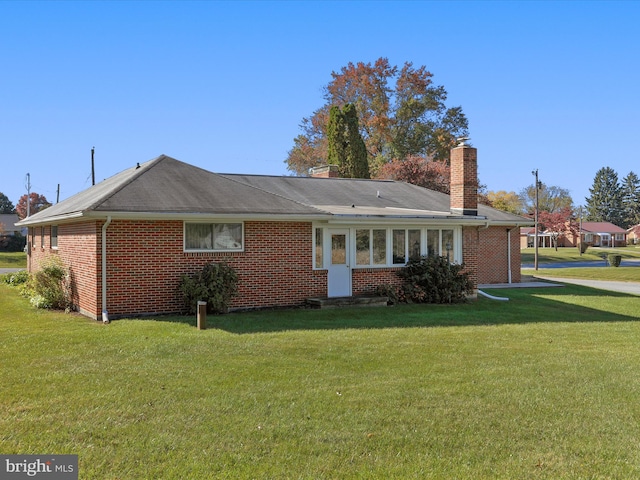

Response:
(456, 137), (471, 147)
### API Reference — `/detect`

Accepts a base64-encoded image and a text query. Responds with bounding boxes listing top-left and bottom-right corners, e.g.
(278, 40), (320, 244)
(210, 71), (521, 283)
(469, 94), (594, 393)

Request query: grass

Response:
(3, 282), (640, 478)
(521, 246), (640, 264)
(0, 251), (26, 268)
(524, 267), (640, 282)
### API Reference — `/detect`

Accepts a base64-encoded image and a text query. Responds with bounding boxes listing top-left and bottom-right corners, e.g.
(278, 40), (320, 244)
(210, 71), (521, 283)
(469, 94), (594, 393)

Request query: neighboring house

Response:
(0, 214), (24, 236)
(519, 227), (553, 249)
(17, 142), (531, 321)
(521, 221), (628, 249)
(627, 224), (640, 245)
(565, 222), (627, 248)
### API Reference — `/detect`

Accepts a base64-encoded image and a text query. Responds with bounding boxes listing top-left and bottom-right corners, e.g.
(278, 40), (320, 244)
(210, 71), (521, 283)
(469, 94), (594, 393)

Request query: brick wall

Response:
(352, 267), (403, 296)
(477, 226), (521, 284)
(28, 222), (101, 318)
(99, 220), (326, 318)
(27, 218), (519, 319)
(450, 145), (478, 215)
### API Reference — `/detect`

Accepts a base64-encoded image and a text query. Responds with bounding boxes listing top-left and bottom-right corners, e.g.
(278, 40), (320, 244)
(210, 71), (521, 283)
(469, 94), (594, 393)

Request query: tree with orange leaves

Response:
(285, 58), (468, 178)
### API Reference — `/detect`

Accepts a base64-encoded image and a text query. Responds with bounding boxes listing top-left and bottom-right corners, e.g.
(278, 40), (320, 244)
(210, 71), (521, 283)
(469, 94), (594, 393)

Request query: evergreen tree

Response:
(326, 104), (369, 178)
(343, 104), (370, 179)
(621, 171), (640, 228)
(0, 192), (15, 214)
(326, 105), (345, 167)
(585, 167), (624, 225)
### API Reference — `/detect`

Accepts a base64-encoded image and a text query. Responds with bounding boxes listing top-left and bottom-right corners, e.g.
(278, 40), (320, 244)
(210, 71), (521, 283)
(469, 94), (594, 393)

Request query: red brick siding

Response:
(100, 220), (326, 317)
(352, 268), (403, 296)
(450, 146), (478, 213)
(28, 222), (101, 317)
(477, 226), (521, 284)
(462, 226), (479, 290)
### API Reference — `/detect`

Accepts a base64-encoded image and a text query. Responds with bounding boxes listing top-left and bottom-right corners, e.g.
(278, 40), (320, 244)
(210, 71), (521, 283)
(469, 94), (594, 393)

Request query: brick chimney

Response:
(450, 139), (478, 216)
(309, 165), (339, 178)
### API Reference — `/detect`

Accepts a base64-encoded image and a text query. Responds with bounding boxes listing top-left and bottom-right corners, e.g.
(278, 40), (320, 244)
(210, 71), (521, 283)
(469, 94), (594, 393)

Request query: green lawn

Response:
(3, 282), (640, 478)
(521, 246), (640, 264)
(0, 251), (26, 268)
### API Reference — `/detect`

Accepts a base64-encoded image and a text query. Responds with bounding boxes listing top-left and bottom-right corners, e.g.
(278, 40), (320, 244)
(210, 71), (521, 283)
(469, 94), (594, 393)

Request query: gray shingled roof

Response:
(17, 155), (530, 226)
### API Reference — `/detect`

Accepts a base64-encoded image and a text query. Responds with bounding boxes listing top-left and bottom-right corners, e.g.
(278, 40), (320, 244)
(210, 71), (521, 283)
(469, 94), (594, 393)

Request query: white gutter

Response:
(101, 216), (112, 324)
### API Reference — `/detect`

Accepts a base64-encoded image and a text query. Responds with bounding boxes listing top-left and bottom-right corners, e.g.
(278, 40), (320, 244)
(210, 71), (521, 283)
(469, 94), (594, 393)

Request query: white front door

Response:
(327, 229), (351, 297)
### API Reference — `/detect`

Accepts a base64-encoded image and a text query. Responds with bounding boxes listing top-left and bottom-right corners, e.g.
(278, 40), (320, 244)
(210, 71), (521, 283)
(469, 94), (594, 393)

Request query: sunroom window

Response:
(184, 223), (243, 251)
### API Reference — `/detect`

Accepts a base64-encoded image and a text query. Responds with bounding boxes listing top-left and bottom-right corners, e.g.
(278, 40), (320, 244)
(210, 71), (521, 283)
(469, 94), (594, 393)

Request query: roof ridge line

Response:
(217, 174), (329, 214)
(86, 155), (168, 211)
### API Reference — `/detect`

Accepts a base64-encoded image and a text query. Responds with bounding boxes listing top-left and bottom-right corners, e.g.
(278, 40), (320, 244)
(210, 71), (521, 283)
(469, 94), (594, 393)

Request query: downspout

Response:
(102, 216), (112, 324)
(507, 228), (512, 284)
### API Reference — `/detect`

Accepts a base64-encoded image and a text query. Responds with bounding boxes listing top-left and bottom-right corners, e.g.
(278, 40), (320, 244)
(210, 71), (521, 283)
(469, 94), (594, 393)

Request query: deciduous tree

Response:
(538, 207), (578, 251)
(16, 192), (51, 220)
(285, 57), (469, 179)
(520, 183), (573, 214)
(486, 190), (524, 215)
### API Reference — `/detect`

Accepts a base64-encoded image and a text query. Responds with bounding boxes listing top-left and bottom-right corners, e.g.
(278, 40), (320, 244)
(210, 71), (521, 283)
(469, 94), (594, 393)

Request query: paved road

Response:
(0, 268), (23, 275)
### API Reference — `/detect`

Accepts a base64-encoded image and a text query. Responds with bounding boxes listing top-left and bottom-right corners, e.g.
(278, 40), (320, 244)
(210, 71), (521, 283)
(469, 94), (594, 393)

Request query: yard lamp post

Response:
(532, 169), (540, 271)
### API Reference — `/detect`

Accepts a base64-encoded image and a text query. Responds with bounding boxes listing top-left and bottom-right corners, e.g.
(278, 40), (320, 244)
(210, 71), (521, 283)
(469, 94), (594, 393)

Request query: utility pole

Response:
(578, 205), (583, 256)
(91, 147), (96, 186)
(25, 173), (31, 218)
(531, 169), (540, 270)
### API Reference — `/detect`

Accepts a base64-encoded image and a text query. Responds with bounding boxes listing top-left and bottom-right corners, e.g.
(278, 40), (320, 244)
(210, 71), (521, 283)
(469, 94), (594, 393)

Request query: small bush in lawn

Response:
(180, 262), (238, 314)
(397, 255), (473, 304)
(608, 254), (622, 267)
(29, 256), (72, 310)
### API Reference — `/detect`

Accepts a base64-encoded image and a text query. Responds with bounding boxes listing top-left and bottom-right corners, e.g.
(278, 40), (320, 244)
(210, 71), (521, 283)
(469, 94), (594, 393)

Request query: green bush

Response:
(179, 262), (238, 314)
(608, 254), (622, 267)
(396, 255), (473, 304)
(29, 256), (72, 310)
(0, 233), (26, 252)
(375, 283), (401, 306)
(579, 242), (589, 254)
(1, 269), (30, 286)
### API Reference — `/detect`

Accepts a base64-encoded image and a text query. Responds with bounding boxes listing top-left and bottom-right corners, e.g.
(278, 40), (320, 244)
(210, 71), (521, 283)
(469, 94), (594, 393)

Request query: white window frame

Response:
(312, 224), (462, 269)
(183, 221), (244, 253)
(50, 225), (58, 250)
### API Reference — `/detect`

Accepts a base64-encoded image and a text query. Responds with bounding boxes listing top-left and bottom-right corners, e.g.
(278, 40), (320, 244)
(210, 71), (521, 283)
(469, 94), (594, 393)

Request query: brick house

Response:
(17, 142), (530, 321)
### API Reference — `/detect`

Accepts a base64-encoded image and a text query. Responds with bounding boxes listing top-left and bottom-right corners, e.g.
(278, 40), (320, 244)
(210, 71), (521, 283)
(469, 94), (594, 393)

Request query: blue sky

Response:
(1, 0), (638, 209)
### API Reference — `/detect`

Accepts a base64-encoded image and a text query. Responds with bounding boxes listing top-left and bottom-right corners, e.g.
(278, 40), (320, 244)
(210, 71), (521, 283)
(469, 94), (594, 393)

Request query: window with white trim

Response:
(51, 226), (58, 249)
(615, 233), (625, 241)
(393, 228), (421, 264)
(184, 222), (243, 251)
(356, 228), (386, 266)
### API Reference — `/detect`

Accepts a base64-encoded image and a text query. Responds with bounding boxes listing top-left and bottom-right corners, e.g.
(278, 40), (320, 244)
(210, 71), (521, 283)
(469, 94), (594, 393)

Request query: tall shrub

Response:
(29, 256), (71, 310)
(179, 262), (238, 314)
(396, 255), (472, 304)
